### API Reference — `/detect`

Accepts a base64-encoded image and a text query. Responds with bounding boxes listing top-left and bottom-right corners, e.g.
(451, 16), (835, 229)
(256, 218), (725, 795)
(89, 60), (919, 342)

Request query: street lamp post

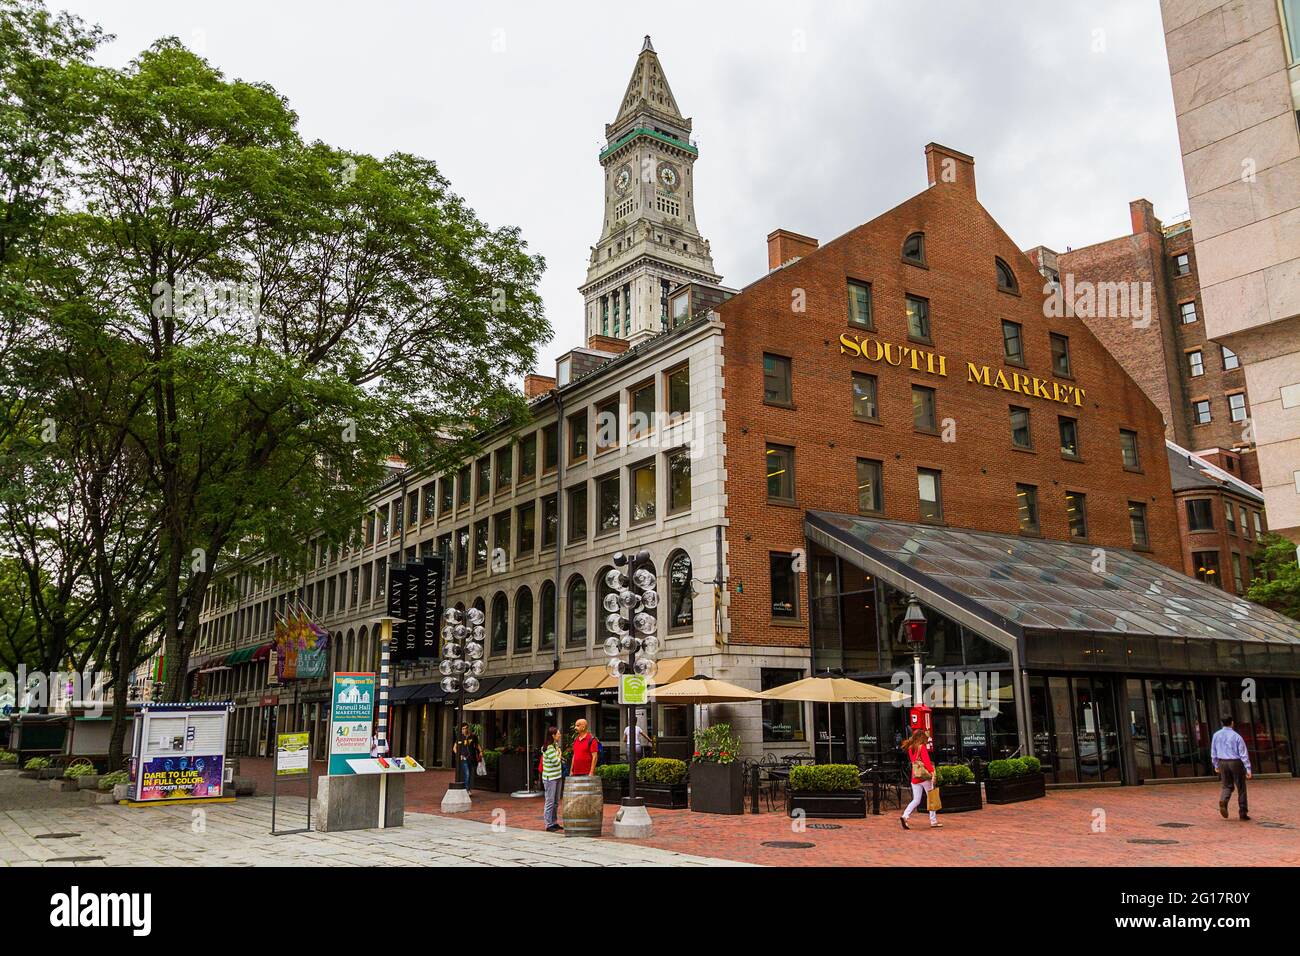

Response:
(438, 604), (485, 813)
(902, 592), (932, 749)
(603, 549), (659, 839)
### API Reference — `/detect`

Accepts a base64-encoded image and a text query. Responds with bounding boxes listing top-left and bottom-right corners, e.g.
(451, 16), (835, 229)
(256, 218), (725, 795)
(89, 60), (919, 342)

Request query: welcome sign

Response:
(328, 672), (375, 775)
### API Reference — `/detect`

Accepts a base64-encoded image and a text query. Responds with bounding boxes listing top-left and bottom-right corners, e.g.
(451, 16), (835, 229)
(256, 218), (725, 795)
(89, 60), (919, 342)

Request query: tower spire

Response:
(610, 35), (684, 136)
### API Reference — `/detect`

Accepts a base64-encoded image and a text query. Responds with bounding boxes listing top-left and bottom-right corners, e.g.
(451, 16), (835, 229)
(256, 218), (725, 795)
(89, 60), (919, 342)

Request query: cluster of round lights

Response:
(440, 606), (486, 695)
(602, 559), (659, 679)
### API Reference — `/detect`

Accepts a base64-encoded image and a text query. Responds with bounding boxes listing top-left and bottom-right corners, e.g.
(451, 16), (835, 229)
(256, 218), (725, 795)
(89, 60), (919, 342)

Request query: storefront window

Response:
(761, 668), (806, 743)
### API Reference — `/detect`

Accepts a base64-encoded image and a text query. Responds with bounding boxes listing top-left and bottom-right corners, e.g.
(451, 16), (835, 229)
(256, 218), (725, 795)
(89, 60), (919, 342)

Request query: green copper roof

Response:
(600, 126), (697, 161)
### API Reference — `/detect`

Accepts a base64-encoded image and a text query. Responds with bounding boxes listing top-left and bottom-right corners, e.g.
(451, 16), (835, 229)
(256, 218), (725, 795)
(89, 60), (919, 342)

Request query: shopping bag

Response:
(927, 787), (942, 812)
(476, 759), (487, 777)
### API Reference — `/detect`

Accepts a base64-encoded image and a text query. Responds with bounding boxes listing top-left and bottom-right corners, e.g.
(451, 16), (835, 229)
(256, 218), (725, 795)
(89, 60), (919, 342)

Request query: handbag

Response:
(927, 787), (942, 812)
(475, 759), (487, 776)
(910, 759), (932, 782)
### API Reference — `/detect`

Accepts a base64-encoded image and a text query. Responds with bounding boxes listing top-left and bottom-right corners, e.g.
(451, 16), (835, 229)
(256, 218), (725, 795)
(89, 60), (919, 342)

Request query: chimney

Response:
(924, 143), (976, 196)
(586, 333), (631, 355)
(523, 373), (556, 398)
(1129, 199), (1161, 236)
(767, 229), (819, 270)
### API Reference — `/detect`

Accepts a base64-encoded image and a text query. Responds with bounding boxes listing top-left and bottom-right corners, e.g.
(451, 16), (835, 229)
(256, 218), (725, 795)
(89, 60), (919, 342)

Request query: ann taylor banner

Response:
(386, 556), (444, 666)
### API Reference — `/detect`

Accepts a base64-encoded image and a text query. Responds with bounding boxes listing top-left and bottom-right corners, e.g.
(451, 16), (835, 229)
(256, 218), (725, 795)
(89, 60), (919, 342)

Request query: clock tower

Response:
(582, 36), (720, 344)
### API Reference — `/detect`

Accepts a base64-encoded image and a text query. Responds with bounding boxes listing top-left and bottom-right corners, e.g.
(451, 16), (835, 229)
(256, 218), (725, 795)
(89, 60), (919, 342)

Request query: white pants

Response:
(903, 780), (937, 824)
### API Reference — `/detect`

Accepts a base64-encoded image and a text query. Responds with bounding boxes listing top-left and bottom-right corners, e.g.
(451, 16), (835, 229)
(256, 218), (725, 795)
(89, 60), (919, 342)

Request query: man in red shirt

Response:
(570, 718), (600, 776)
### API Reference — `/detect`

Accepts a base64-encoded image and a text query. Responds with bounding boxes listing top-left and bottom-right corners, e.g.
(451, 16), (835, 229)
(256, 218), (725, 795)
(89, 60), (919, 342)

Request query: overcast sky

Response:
(54, 0), (1188, 373)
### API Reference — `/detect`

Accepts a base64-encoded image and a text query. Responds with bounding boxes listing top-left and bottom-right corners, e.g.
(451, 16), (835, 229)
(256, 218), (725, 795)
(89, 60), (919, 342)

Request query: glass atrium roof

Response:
(806, 511), (1300, 647)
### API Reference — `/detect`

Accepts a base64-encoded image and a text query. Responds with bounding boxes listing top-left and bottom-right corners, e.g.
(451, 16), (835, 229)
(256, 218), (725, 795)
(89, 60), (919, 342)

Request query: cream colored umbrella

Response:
(464, 687), (593, 796)
(651, 676), (764, 705)
(759, 676), (908, 763)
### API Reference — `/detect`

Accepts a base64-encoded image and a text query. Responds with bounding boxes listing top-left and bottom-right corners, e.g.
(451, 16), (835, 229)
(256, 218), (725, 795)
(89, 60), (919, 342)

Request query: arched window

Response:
(343, 628), (356, 672)
(357, 626), (369, 672)
(539, 581), (556, 650)
(902, 232), (926, 265)
(514, 586), (533, 651)
(668, 550), (694, 631)
(995, 257), (1018, 293)
(490, 593), (508, 654)
(566, 575), (588, 647)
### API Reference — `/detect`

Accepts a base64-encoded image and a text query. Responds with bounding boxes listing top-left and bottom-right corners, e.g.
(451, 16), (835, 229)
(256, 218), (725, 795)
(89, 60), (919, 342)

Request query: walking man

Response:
(1211, 715), (1251, 821)
(453, 722), (481, 794)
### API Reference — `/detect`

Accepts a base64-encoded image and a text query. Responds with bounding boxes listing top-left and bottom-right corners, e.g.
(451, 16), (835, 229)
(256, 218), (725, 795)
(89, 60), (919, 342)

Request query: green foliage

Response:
(986, 759), (1013, 779)
(692, 723), (741, 764)
(635, 757), (686, 785)
(789, 764), (862, 792)
(1021, 755), (1042, 774)
(98, 769), (128, 791)
(0, 750), (17, 763)
(934, 764), (975, 787)
(63, 763), (94, 778)
(23, 756), (50, 770)
(988, 757), (1038, 779)
(481, 749), (500, 770)
(596, 763), (629, 781)
(1244, 535), (1300, 621)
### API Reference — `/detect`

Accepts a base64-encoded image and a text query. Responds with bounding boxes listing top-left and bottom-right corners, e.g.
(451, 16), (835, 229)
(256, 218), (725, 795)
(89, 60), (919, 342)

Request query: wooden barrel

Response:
(561, 774), (604, 837)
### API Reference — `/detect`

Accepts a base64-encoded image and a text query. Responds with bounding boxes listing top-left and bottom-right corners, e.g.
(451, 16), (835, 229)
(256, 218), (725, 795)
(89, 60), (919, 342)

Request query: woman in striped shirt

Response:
(541, 726), (564, 832)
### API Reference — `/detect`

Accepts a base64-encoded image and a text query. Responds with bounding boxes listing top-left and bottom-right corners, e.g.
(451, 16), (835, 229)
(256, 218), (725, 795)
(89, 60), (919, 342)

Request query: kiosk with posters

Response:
(127, 701), (234, 805)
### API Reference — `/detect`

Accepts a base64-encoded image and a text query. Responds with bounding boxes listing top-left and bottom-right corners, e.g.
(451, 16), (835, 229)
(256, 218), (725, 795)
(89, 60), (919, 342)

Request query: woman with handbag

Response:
(900, 729), (942, 830)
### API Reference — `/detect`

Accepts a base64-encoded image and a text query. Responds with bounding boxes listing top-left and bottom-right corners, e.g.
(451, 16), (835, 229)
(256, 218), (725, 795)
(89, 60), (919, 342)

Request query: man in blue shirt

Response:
(1211, 715), (1252, 821)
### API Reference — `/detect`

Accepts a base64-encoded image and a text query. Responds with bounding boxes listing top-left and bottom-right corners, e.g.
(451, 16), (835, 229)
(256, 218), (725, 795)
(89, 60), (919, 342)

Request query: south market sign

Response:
(838, 332), (1086, 409)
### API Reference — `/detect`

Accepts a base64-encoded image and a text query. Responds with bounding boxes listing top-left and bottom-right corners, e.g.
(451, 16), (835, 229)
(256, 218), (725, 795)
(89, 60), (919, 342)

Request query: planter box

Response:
(937, 782), (983, 813)
(497, 753), (529, 793)
(77, 775), (101, 791)
(984, 772), (1046, 805)
(600, 777), (629, 804)
(49, 779), (79, 792)
(689, 761), (746, 815)
(787, 789), (868, 819)
(471, 768), (499, 793)
(633, 781), (688, 809)
(19, 770), (39, 779)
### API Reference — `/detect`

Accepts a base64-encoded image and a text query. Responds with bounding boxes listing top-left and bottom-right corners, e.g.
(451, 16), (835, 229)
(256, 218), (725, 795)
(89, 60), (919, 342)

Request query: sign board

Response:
(345, 756), (425, 774)
(328, 673), (375, 776)
(387, 566), (409, 665)
(406, 561), (427, 662)
(618, 674), (649, 705)
(130, 703), (231, 802)
(420, 555), (444, 659)
(276, 732), (310, 776)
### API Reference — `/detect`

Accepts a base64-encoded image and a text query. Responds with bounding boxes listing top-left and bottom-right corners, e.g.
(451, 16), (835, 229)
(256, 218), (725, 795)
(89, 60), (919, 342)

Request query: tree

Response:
(1244, 534), (1300, 621)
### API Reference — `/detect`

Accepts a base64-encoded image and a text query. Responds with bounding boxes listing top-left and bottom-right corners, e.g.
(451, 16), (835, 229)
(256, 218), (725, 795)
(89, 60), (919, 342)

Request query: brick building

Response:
(192, 44), (1300, 787)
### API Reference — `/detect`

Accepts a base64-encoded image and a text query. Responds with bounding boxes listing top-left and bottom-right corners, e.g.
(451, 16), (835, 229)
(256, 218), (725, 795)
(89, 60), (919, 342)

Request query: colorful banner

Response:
(328, 673), (375, 775)
(276, 732), (310, 776)
(137, 755), (223, 801)
(275, 606), (330, 682)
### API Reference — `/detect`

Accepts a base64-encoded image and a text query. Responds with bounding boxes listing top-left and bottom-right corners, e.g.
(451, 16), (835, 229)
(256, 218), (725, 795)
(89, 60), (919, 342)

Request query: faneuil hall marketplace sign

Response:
(838, 332), (1087, 409)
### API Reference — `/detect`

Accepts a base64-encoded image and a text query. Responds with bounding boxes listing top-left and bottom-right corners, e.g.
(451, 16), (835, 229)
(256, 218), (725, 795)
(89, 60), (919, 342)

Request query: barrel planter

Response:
(937, 782), (983, 813)
(689, 761), (745, 814)
(561, 774), (605, 837)
(635, 782), (688, 809)
(984, 772), (1046, 805)
(786, 789), (867, 819)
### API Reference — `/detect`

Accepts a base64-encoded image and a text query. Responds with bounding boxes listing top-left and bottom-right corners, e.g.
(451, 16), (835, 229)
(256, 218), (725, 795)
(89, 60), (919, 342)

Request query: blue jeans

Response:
(460, 758), (474, 792)
(543, 778), (560, 828)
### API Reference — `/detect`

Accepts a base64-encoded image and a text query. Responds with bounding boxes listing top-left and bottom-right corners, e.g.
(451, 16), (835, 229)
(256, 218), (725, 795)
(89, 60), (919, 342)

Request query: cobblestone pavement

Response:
(0, 770), (744, 867)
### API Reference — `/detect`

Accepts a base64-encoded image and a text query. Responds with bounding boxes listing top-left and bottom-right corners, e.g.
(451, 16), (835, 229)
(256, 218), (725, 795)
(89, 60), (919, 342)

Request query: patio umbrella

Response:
(758, 676), (908, 763)
(651, 675), (763, 704)
(465, 687), (592, 796)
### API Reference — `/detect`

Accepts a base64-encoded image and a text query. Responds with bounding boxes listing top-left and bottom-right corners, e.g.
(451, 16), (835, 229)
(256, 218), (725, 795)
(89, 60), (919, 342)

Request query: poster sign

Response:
(276, 732), (310, 776)
(328, 673), (375, 775)
(406, 561), (427, 661)
(137, 755), (224, 800)
(419, 555), (444, 659)
(618, 674), (649, 705)
(387, 566), (409, 665)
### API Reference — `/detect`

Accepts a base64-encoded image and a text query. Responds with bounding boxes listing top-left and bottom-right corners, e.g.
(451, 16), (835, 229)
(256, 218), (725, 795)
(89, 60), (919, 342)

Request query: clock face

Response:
(657, 161), (680, 192)
(614, 164), (632, 194)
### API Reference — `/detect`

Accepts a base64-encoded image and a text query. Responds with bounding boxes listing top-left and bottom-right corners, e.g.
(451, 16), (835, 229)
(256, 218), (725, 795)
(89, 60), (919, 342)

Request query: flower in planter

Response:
(692, 725), (741, 764)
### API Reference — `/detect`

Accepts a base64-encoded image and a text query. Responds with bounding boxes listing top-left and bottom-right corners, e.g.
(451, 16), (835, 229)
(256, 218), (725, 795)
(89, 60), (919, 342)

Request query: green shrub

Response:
(788, 763), (861, 792)
(23, 756), (51, 771)
(692, 723), (741, 764)
(986, 758), (1013, 779)
(596, 763), (629, 781)
(98, 770), (129, 791)
(0, 750), (17, 764)
(64, 764), (96, 779)
(1021, 755), (1042, 774)
(481, 749), (501, 770)
(934, 764), (975, 787)
(636, 757), (687, 785)
(1007, 757), (1028, 776)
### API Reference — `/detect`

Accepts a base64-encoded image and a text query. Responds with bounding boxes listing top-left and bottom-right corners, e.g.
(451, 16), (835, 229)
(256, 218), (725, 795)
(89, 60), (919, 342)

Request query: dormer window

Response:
(996, 257), (1019, 293)
(902, 232), (926, 266)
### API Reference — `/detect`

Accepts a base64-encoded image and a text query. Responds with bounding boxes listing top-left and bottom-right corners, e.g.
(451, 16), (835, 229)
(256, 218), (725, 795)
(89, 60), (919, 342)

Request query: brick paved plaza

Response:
(7, 762), (1293, 868)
